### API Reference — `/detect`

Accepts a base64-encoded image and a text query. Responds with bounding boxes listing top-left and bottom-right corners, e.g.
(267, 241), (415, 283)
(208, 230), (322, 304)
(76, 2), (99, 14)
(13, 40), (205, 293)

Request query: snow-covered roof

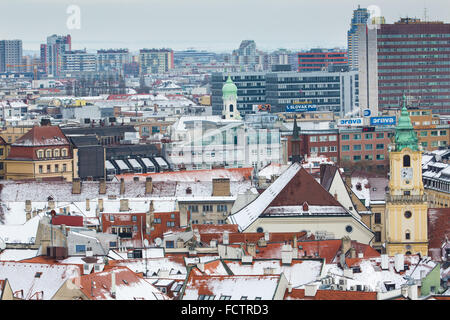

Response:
(0, 213), (43, 244)
(128, 158), (142, 169)
(105, 160), (115, 170)
(0, 261), (80, 300)
(114, 159), (130, 171)
(154, 157), (168, 167)
(0, 249), (38, 262)
(141, 158), (155, 168)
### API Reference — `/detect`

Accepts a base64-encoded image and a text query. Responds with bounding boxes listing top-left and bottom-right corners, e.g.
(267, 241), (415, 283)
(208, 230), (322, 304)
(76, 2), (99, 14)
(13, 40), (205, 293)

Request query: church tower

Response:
(222, 76), (241, 120)
(385, 95), (428, 256)
(290, 116), (302, 163)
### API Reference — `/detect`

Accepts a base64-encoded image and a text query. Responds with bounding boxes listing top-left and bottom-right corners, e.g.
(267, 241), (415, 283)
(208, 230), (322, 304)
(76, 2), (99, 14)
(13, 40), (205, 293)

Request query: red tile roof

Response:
(285, 288), (377, 300)
(12, 125), (69, 147)
(428, 208), (450, 258)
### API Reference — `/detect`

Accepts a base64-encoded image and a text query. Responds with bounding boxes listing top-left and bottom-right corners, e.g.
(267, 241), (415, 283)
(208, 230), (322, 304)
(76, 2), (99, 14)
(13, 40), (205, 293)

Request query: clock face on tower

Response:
(401, 167), (413, 181)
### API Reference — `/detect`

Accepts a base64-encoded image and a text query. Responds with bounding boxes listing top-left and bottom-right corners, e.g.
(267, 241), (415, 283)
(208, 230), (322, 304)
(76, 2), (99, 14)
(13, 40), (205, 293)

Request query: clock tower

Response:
(385, 95), (428, 256)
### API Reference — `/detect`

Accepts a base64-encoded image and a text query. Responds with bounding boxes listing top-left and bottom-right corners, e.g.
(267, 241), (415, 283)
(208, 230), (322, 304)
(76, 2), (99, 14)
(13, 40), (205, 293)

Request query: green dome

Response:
(394, 95), (419, 151)
(222, 76), (237, 97)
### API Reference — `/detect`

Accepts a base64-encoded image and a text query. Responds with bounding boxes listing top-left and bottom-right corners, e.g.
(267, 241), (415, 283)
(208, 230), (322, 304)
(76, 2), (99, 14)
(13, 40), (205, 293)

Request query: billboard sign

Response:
(338, 118), (364, 126)
(363, 109), (371, 117)
(370, 116), (396, 126)
(285, 104), (317, 112)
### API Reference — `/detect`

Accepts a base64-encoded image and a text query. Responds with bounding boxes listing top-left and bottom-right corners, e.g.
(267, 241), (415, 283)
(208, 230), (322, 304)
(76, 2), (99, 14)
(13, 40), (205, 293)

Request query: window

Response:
(365, 133), (373, 139)
(110, 215), (115, 222)
(431, 131), (438, 136)
(353, 134), (361, 140)
(61, 148), (67, 157)
(319, 136), (328, 142)
(45, 149), (52, 158)
(217, 204), (228, 212)
(310, 136), (317, 142)
(342, 145), (350, 151)
(188, 205), (198, 212)
(310, 147), (318, 153)
(35, 272), (43, 278)
(109, 241), (117, 248)
(404, 211), (412, 219)
(329, 146), (337, 152)
(365, 155), (373, 160)
(75, 245), (86, 253)
(53, 149), (60, 157)
(345, 225), (353, 233)
(47, 165), (51, 172)
(405, 231), (411, 240)
(329, 135), (337, 141)
(153, 218), (161, 224)
(375, 231), (382, 242)
(240, 296), (248, 300)
(39, 165), (43, 174)
(376, 144), (384, 150)
(365, 144), (373, 150)
(167, 221), (175, 227)
(132, 215), (137, 222)
(342, 134), (350, 140)
(37, 150), (44, 158)
(62, 164), (67, 172)
(353, 145), (362, 151)
(376, 133), (384, 139)
(203, 205), (213, 212)
(403, 155), (411, 167)
(440, 130), (447, 136)
(320, 146), (328, 152)
(220, 295), (231, 300)
(420, 131), (428, 137)
(353, 155), (361, 161)
(256, 227), (264, 233)
(133, 225), (138, 232)
(55, 164), (59, 172)
(166, 241), (174, 248)
(376, 154), (385, 160)
(171, 213), (175, 219)
(372, 213), (382, 225)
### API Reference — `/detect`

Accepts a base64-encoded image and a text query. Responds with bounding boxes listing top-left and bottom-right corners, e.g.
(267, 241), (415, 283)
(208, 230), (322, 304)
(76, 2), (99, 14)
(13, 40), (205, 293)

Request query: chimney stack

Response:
(111, 272), (116, 299)
(381, 254), (389, 270)
(48, 200), (55, 210)
(99, 178), (106, 195)
(120, 199), (129, 212)
(120, 178), (125, 195)
(212, 178), (230, 197)
(98, 198), (104, 212)
(341, 236), (351, 256)
(350, 247), (356, 259)
(72, 178), (81, 194)
(86, 199), (90, 211)
(145, 177), (153, 194)
(281, 243), (293, 265)
(133, 176), (139, 182)
(246, 242), (256, 257)
(25, 200), (32, 213)
(394, 253), (405, 272)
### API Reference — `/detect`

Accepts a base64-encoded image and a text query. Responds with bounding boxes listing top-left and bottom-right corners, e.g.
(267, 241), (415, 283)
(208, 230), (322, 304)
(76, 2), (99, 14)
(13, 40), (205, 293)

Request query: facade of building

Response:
(41, 34), (72, 77)
(97, 49), (130, 73)
(4, 125), (76, 182)
(347, 6), (370, 70)
(139, 49), (174, 74)
(298, 49), (348, 72)
(211, 72), (266, 116)
(231, 40), (264, 71)
(0, 40), (23, 73)
(422, 149), (450, 208)
(385, 97), (428, 256)
(62, 50), (97, 74)
(338, 127), (394, 172)
(265, 70), (359, 116)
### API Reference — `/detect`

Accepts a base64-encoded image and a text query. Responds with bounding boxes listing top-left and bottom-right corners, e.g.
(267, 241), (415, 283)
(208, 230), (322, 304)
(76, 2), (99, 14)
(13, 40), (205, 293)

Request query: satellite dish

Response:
(143, 239), (149, 247)
(0, 238), (6, 251)
(154, 238), (162, 247)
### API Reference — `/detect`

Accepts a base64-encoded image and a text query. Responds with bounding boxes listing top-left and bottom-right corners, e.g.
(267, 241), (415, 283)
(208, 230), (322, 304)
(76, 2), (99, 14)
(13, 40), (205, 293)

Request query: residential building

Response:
(0, 40), (23, 73)
(61, 50), (97, 74)
(97, 49), (130, 73)
(422, 149), (450, 208)
(298, 49), (348, 72)
(385, 96), (428, 256)
(231, 40), (264, 72)
(139, 49), (174, 74)
(41, 34), (72, 77)
(4, 125), (77, 182)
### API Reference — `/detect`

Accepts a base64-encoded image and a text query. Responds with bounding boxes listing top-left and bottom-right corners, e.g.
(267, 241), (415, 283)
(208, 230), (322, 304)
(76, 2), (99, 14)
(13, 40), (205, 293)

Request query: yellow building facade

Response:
(385, 97), (428, 256)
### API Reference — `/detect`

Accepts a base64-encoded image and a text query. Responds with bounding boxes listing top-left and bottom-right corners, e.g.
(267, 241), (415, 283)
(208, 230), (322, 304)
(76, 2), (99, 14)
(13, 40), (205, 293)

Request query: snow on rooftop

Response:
(141, 158), (155, 168)
(228, 162), (302, 231)
(350, 176), (371, 207)
(0, 261), (80, 300)
(0, 213), (42, 244)
(114, 159), (130, 171)
(0, 249), (38, 262)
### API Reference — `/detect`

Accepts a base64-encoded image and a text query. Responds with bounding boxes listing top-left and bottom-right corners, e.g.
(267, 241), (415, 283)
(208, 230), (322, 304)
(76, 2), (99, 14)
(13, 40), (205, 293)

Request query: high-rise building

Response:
(61, 50), (97, 74)
(97, 49), (130, 74)
(358, 18), (450, 116)
(347, 6), (369, 70)
(298, 49), (348, 72)
(41, 34), (72, 77)
(0, 40), (23, 73)
(231, 40), (264, 71)
(139, 49), (174, 74)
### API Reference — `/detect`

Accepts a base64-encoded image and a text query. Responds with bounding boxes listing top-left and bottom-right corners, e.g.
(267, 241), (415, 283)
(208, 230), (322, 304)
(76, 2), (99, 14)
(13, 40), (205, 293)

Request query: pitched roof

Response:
(284, 288), (377, 300)
(74, 266), (167, 300)
(320, 165), (338, 192)
(229, 163), (345, 231)
(11, 125), (69, 147)
(428, 208), (450, 260)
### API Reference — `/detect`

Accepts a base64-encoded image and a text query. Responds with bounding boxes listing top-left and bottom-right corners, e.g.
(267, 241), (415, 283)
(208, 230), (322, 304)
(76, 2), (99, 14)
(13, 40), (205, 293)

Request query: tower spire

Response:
(394, 95), (418, 151)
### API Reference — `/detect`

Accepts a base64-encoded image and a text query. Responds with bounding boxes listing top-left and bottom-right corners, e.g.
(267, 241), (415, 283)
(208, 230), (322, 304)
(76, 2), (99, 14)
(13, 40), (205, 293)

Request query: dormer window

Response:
(37, 150), (44, 158)
(45, 149), (52, 158)
(61, 148), (67, 157)
(53, 149), (60, 157)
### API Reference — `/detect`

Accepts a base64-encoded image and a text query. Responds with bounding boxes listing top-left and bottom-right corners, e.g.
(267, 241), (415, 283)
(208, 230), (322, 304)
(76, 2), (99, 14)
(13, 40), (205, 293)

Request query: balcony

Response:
(386, 193), (427, 203)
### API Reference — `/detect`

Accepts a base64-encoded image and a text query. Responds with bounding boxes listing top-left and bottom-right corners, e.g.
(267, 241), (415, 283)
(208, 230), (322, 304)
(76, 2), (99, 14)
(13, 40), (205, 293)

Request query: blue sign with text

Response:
(285, 104), (317, 112)
(370, 116), (396, 126)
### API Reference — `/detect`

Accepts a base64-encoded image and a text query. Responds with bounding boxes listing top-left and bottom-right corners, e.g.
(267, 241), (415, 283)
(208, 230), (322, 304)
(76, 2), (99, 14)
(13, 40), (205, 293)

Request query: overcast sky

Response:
(1, 0), (449, 54)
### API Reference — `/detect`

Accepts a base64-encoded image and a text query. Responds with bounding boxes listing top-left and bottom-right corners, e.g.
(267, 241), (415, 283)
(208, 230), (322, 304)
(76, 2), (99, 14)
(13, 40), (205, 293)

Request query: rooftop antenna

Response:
(424, 7), (428, 22)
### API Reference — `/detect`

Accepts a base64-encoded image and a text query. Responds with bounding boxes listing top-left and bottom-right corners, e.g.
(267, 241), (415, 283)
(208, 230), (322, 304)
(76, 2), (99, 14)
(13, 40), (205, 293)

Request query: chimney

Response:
(145, 177), (153, 194)
(223, 231), (229, 245)
(133, 176), (139, 182)
(408, 284), (418, 300)
(120, 199), (129, 212)
(48, 200), (55, 210)
(72, 178), (81, 194)
(264, 231), (270, 242)
(394, 253), (404, 272)
(25, 200), (32, 213)
(345, 174), (352, 188)
(99, 178), (106, 194)
(120, 178), (125, 195)
(288, 283), (292, 293)
(98, 198), (104, 212)
(350, 247), (356, 259)
(246, 242), (256, 257)
(381, 254), (389, 270)
(341, 236), (351, 256)
(86, 199), (90, 211)
(111, 272), (116, 299)
(281, 243), (293, 265)
(212, 178), (230, 197)
(304, 284), (319, 297)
